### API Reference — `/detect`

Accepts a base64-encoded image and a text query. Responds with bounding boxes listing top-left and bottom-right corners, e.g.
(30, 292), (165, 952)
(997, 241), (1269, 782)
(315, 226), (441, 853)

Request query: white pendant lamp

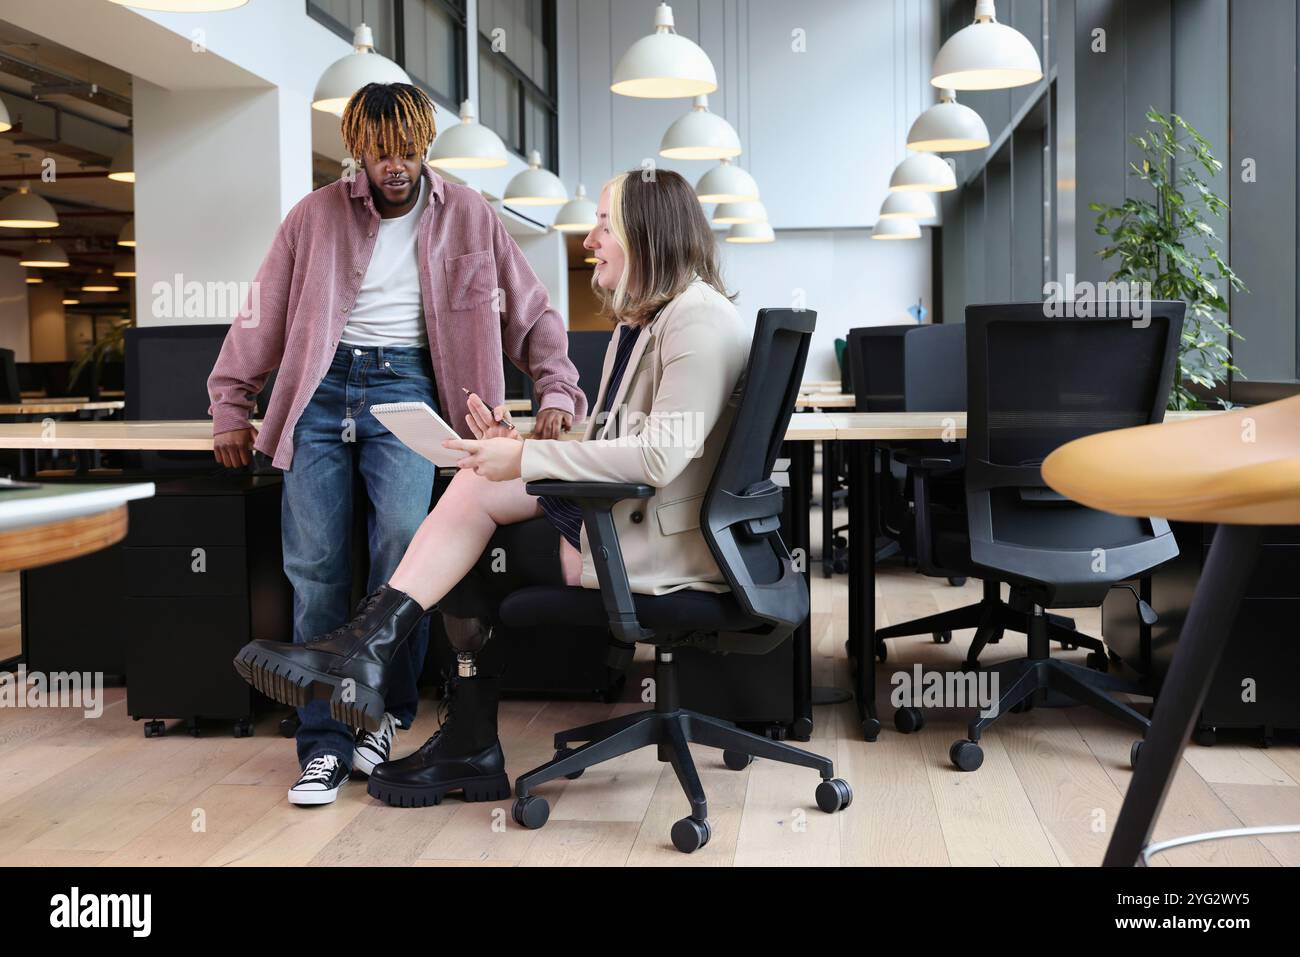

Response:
(712, 200), (767, 225)
(504, 150), (568, 206)
(82, 269), (120, 293)
(907, 89), (990, 152)
(313, 23), (411, 115)
(879, 192), (936, 220)
(26, 274), (42, 285)
(696, 159), (759, 204)
(113, 255), (136, 278)
(18, 241), (69, 267)
(108, 1), (249, 9)
(107, 141), (134, 183)
(931, 0), (1043, 91)
(62, 297), (80, 305)
(0, 183), (59, 228)
(118, 219), (136, 247)
(889, 153), (956, 193)
(553, 184), (598, 233)
(872, 218), (922, 240)
(612, 3), (717, 99)
(428, 100), (508, 170)
(726, 222), (775, 244)
(660, 95), (741, 160)
(0, 98), (11, 134)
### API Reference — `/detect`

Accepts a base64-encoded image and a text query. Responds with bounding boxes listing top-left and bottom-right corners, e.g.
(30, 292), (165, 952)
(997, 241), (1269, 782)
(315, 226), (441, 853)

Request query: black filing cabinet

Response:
(1104, 521), (1300, 744)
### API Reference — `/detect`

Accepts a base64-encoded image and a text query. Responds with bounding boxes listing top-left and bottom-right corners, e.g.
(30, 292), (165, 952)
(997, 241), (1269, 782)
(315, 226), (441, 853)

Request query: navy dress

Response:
(539, 322), (641, 550)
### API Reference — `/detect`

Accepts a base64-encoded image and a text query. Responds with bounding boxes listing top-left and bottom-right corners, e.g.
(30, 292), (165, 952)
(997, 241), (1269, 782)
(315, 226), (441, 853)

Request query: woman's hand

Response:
(464, 392), (520, 441)
(443, 436), (524, 481)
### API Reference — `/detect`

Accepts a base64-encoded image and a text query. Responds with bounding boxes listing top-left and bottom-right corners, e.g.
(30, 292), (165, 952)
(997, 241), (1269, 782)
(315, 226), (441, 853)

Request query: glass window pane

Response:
(403, 0), (461, 104)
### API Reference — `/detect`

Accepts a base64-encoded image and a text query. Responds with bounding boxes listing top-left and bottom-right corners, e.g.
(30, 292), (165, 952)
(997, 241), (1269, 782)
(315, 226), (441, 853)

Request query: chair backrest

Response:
(963, 301), (1184, 598)
(565, 330), (612, 413)
(701, 308), (815, 641)
(904, 323), (965, 411)
(846, 324), (913, 412)
(0, 349), (20, 403)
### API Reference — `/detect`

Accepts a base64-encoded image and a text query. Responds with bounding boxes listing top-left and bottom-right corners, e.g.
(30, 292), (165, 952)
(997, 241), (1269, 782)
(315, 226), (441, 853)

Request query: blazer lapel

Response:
(598, 323), (653, 440)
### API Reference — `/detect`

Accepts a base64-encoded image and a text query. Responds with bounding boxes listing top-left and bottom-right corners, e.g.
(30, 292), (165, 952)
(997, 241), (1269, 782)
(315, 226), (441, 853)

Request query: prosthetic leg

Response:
(366, 615), (510, 808)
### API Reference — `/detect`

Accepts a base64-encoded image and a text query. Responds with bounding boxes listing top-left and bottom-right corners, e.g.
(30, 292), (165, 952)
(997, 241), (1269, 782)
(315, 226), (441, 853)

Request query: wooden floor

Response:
(1, 500), (1298, 867)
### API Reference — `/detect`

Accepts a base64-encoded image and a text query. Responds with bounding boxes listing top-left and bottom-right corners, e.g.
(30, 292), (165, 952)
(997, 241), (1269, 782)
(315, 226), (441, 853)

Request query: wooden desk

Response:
(0, 482), (154, 573)
(795, 392), (854, 410)
(0, 400), (125, 416)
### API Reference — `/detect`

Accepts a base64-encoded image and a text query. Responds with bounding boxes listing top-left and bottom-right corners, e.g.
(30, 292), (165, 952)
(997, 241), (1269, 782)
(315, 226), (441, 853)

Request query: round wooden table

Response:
(0, 503), (130, 573)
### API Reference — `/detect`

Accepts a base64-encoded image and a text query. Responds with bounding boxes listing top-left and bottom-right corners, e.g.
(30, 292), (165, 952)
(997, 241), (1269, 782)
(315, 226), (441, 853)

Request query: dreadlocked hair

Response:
(340, 82), (438, 162)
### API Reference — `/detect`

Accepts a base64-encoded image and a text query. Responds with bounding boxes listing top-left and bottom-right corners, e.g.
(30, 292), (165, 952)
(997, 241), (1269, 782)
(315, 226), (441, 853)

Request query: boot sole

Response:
(366, 773), (512, 808)
(233, 644), (386, 732)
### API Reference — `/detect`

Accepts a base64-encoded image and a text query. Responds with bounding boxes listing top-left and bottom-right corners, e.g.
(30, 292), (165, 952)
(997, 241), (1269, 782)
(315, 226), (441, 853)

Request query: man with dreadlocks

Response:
(208, 83), (585, 806)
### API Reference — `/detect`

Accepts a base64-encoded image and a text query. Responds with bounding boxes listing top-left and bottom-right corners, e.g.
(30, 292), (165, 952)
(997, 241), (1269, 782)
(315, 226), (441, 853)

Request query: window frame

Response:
(475, 0), (559, 171)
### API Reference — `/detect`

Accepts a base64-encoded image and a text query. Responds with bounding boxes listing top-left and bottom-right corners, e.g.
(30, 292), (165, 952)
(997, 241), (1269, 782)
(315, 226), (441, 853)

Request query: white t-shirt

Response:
(339, 177), (430, 348)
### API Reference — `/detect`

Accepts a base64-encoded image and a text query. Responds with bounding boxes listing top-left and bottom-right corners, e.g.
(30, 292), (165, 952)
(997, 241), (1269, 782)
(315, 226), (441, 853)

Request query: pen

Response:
(461, 387), (517, 431)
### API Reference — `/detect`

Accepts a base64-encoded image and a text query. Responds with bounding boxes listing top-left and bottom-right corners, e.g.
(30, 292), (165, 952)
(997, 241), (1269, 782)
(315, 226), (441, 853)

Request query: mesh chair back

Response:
(847, 325), (914, 412)
(904, 324), (966, 411)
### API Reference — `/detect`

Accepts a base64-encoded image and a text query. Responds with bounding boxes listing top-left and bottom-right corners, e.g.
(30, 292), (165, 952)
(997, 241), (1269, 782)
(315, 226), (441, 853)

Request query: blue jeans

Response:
(282, 343), (439, 769)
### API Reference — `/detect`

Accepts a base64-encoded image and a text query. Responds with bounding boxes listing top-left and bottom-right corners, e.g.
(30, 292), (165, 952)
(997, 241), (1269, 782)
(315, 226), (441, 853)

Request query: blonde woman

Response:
(236, 169), (749, 808)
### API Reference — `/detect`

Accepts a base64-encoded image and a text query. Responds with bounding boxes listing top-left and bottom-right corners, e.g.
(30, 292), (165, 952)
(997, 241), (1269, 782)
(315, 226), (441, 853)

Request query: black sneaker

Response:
(352, 712), (400, 778)
(288, 755), (348, 806)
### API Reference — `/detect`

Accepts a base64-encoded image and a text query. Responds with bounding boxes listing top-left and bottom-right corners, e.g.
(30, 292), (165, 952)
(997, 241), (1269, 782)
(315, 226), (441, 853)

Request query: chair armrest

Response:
(892, 449), (958, 471)
(523, 480), (653, 648)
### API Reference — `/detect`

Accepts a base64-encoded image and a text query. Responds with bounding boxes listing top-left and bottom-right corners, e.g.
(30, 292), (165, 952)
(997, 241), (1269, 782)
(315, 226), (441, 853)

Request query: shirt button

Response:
(342, 306), (350, 314)
(631, 511), (644, 524)
(367, 231), (374, 238)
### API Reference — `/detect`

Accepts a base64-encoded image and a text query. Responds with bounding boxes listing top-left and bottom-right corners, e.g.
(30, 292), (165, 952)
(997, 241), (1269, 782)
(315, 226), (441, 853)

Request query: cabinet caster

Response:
(723, 750), (754, 771)
(1086, 651), (1109, 673)
(815, 778), (853, 813)
(512, 795), (550, 830)
(947, 577), (966, 587)
(1193, 726), (1216, 748)
(861, 717), (881, 742)
(893, 707), (925, 734)
(278, 713), (300, 738)
(670, 816), (712, 854)
(950, 739), (984, 772)
(552, 748), (585, 780)
(188, 720), (201, 738)
(233, 718), (253, 738)
(1129, 740), (1142, 769)
(143, 719), (165, 739)
(932, 631), (952, 644)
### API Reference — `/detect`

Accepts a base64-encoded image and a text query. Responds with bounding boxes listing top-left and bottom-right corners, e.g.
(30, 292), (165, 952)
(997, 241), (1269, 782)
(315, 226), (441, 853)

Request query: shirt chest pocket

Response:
(444, 250), (497, 311)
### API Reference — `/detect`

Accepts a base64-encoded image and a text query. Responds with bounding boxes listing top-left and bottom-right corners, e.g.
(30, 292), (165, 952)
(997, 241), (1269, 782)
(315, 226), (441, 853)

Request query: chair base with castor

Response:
(511, 647), (852, 853)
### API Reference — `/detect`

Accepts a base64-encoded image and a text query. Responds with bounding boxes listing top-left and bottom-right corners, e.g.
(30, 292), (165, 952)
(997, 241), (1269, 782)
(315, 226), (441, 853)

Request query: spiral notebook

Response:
(369, 402), (467, 467)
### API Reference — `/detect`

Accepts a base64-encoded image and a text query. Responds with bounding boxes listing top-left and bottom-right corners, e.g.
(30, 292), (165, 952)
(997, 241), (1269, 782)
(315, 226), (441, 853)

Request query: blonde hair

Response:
(596, 169), (733, 327)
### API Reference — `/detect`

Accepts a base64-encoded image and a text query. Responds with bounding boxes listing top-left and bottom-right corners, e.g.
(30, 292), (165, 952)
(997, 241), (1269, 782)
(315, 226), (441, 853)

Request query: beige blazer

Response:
(520, 279), (750, 596)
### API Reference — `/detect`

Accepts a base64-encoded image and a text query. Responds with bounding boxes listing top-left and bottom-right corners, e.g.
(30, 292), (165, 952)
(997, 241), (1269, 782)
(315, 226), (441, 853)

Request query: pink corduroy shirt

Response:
(207, 163), (586, 470)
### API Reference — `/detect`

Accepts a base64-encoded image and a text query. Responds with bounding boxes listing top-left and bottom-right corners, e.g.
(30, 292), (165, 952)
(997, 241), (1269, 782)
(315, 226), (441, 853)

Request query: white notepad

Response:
(369, 402), (467, 467)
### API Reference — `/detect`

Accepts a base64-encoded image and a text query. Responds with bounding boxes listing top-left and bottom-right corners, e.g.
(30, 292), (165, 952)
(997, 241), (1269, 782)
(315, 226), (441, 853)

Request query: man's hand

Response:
(534, 408), (573, 440)
(443, 436), (524, 482)
(464, 393), (521, 441)
(213, 426), (258, 469)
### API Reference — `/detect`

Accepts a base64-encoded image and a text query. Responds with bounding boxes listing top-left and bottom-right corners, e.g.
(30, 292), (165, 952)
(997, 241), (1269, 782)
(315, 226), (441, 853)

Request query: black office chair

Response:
(0, 349), (20, 403)
(446, 308), (853, 853)
(896, 302), (1184, 770)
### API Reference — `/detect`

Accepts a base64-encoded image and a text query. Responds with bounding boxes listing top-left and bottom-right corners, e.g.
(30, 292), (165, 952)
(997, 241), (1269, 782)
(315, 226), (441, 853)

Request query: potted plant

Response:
(1090, 108), (1246, 410)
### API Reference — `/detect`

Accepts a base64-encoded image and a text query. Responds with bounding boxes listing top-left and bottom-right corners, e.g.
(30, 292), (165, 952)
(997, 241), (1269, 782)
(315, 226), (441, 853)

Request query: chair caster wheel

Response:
(670, 816), (712, 853)
(722, 750), (754, 771)
(234, 718), (253, 738)
(950, 740), (984, 772)
(1130, 740), (1142, 769)
(861, 718), (881, 742)
(947, 577), (966, 587)
(278, 715), (299, 738)
(188, 721), (201, 738)
(816, 778), (853, 813)
(143, 720), (165, 738)
(875, 640), (887, 663)
(512, 796), (550, 830)
(1194, 727), (1217, 747)
(894, 707), (925, 734)
(932, 631), (952, 644)
(1086, 651), (1109, 673)
(553, 748), (585, 779)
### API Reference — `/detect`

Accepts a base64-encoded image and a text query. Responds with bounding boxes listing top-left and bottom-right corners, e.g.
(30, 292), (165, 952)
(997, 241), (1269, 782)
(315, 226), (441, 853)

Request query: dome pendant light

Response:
(872, 218), (922, 240)
(659, 95), (741, 160)
(118, 219), (136, 247)
(712, 200), (767, 225)
(0, 99), (11, 134)
(504, 150), (568, 206)
(612, 3), (717, 99)
(113, 255), (136, 278)
(428, 101), (509, 170)
(313, 23), (411, 115)
(554, 184), (598, 233)
(696, 159), (759, 204)
(725, 222), (775, 244)
(931, 0), (1043, 91)
(82, 269), (120, 293)
(18, 240), (70, 268)
(878, 192), (936, 221)
(108, 1), (249, 10)
(107, 141), (135, 183)
(888, 153), (957, 193)
(907, 89), (991, 152)
(0, 182), (60, 228)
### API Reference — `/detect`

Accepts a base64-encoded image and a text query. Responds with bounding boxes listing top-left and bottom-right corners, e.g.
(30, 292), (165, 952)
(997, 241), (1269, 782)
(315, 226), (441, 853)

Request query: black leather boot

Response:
(366, 675), (510, 807)
(233, 584), (426, 732)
